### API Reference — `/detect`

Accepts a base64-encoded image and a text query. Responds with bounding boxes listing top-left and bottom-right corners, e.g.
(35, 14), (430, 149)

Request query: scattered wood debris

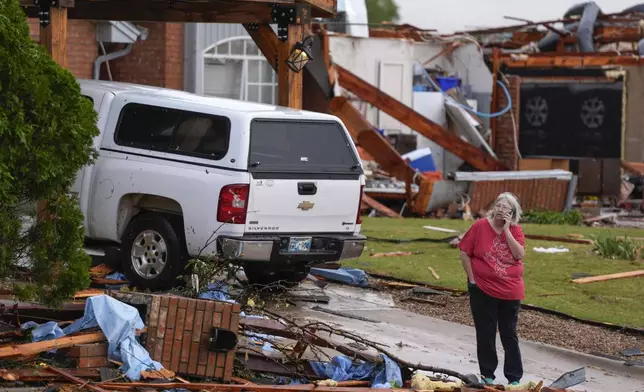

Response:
(362, 194), (401, 218)
(571, 270), (644, 284)
(370, 251), (417, 258)
(428, 267), (440, 280)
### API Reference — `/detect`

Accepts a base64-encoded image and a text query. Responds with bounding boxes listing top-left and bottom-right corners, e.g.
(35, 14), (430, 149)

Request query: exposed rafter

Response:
(20, 0), (336, 23)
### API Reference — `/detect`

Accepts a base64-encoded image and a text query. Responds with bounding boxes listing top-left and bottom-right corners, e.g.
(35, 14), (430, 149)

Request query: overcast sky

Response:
(396, 0), (639, 32)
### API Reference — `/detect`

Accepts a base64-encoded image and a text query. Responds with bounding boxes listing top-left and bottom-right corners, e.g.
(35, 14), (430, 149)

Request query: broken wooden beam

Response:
(572, 270), (644, 284)
(524, 234), (593, 245)
(362, 194), (401, 218)
(45, 366), (109, 392)
(329, 97), (417, 182)
(0, 368), (100, 382)
(334, 65), (506, 172)
(0, 331), (106, 359)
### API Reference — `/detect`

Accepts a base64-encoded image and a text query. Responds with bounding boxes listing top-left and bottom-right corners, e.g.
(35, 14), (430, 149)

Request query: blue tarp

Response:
(310, 268), (369, 287)
(198, 282), (236, 303)
(310, 354), (402, 388)
(104, 272), (129, 290)
(63, 295), (163, 380)
(24, 295), (162, 381)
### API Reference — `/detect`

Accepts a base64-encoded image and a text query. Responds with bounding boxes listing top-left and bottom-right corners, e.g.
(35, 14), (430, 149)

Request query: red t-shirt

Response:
(458, 218), (526, 300)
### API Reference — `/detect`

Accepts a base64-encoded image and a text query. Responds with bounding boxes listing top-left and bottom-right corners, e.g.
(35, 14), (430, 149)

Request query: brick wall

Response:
(494, 75), (521, 170)
(107, 22), (184, 90)
(27, 19), (183, 89)
(27, 18), (96, 79)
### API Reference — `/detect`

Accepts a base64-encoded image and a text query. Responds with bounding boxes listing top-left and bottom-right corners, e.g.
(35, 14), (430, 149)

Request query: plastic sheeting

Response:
(22, 321), (65, 342)
(23, 295), (162, 381)
(62, 295), (163, 380)
(198, 282), (236, 303)
(310, 268), (369, 287)
(310, 354), (402, 388)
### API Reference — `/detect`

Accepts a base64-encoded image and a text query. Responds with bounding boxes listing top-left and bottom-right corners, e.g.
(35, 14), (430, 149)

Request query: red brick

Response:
(494, 76), (521, 170)
(106, 22), (183, 89)
(78, 356), (109, 368)
(27, 18), (96, 79)
(27, 18), (182, 88)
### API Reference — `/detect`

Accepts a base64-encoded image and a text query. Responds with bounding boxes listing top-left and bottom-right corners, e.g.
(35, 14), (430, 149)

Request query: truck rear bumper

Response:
(218, 234), (366, 263)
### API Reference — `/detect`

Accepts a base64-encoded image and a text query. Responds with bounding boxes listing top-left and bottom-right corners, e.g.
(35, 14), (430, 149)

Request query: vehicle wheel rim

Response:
(131, 230), (168, 279)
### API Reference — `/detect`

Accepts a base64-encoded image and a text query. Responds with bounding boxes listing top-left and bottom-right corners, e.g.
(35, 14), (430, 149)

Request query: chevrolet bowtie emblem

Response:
(297, 201), (315, 211)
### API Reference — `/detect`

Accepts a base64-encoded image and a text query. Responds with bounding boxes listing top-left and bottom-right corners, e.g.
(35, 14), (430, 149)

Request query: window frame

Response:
(114, 102), (232, 162)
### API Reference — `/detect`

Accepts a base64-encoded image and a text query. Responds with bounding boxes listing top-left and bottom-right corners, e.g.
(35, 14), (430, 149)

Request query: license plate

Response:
(288, 237), (312, 253)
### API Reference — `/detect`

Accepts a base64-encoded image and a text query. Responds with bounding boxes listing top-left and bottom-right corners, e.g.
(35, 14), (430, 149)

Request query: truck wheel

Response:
(243, 265), (308, 288)
(121, 213), (186, 290)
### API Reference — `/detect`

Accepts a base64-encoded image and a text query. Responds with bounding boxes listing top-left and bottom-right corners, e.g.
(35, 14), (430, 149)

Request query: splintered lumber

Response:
(73, 288), (106, 299)
(371, 251), (414, 258)
(0, 368), (100, 382)
(335, 65), (506, 172)
(46, 366), (109, 392)
(428, 267), (440, 280)
(525, 234), (593, 245)
(362, 194), (401, 218)
(0, 331), (106, 359)
(572, 270), (644, 284)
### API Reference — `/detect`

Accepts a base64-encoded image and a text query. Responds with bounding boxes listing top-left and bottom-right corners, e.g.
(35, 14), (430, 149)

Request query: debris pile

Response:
(0, 263), (573, 392)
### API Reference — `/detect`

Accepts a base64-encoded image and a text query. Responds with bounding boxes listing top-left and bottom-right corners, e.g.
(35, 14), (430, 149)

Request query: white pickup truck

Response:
(73, 80), (366, 289)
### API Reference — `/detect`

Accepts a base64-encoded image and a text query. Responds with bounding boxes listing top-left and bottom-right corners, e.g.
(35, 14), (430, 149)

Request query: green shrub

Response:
(0, 0), (99, 306)
(522, 210), (584, 226)
(592, 235), (641, 261)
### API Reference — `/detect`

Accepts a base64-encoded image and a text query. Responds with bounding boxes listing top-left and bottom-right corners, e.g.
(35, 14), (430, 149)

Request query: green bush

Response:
(522, 209), (584, 226)
(593, 235), (641, 261)
(0, 0), (99, 306)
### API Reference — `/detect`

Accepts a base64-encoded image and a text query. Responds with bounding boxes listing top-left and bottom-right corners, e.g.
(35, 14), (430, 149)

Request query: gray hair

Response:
(486, 192), (522, 225)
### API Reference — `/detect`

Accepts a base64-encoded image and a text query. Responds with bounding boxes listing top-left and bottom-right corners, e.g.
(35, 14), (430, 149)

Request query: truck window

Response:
(115, 103), (230, 160)
(249, 119), (360, 173)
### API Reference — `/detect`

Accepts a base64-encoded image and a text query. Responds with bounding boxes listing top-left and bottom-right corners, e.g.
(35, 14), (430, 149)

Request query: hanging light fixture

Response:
(285, 36), (314, 73)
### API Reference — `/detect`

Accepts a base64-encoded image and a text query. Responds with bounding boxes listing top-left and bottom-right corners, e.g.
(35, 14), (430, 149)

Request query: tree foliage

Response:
(365, 0), (400, 25)
(0, 0), (99, 306)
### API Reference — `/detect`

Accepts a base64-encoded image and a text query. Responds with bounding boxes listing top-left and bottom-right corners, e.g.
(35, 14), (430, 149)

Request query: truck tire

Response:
(243, 265), (308, 288)
(121, 213), (186, 290)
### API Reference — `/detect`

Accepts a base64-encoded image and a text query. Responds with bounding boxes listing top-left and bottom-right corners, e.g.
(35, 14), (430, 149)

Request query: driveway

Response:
(281, 282), (644, 392)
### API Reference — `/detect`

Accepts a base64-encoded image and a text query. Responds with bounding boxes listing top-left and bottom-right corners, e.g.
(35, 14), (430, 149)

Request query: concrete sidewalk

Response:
(286, 283), (644, 392)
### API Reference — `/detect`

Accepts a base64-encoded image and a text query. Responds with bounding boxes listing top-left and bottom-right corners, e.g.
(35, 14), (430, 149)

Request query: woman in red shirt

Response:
(458, 192), (526, 386)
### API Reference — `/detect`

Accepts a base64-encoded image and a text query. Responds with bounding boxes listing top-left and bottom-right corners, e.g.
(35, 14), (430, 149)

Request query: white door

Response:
(378, 62), (409, 134)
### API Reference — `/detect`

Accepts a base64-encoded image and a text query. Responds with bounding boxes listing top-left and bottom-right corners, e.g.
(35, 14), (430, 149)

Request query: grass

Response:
(345, 217), (644, 328)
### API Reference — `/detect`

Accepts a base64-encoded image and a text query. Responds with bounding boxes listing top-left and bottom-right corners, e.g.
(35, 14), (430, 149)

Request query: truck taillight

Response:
(217, 184), (250, 224)
(356, 185), (364, 225)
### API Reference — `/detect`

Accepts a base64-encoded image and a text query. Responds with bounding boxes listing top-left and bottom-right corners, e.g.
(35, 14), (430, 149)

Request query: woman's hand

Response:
(502, 211), (512, 230)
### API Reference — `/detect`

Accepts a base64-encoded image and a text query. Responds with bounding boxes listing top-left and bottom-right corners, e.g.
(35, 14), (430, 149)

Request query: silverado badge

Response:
(297, 201), (315, 211)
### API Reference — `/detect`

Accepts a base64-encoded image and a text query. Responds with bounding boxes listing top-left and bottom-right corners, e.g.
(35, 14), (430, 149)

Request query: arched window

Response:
(202, 37), (277, 105)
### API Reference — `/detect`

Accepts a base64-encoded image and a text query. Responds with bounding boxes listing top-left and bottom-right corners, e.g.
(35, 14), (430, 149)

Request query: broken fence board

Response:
(571, 270), (644, 284)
